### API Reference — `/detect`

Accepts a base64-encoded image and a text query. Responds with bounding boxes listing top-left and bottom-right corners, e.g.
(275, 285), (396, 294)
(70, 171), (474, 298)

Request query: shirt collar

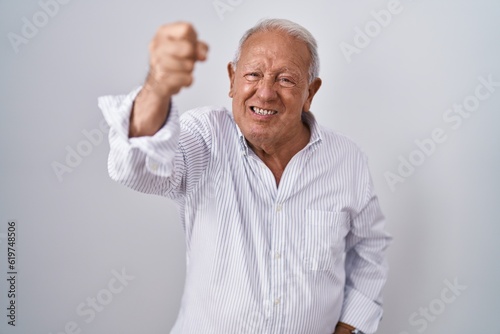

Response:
(229, 110), (323, 156)
(301, 111), (323, 150)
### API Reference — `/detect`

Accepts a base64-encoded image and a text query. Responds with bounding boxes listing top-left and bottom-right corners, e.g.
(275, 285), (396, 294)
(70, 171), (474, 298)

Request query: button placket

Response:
(276, 203), (283, 212)
(269, 200), (286, 332)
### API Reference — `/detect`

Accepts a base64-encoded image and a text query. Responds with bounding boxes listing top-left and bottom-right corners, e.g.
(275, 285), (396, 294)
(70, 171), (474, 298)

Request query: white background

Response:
(1, 0), (499, 333)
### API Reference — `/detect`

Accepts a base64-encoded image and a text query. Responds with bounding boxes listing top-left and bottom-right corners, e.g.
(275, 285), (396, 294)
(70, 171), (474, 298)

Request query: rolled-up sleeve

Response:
(97, 87), (209, 199)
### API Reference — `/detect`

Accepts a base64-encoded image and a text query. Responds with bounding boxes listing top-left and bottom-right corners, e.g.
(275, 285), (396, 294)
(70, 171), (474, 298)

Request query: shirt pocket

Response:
(302, 210), (350, 272)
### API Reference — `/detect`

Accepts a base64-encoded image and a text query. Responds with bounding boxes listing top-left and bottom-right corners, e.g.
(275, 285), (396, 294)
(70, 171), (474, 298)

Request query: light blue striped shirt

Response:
(99, 88), (391, 334)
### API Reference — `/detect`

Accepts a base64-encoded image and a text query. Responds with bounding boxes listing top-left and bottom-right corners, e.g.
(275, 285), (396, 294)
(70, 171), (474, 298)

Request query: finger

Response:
(146, 70), (193, 95)
(164, 73), (194, 94)
(151, 40), (196, 59)
(158, 22), (197, 42)
(154, 55), (195, 72)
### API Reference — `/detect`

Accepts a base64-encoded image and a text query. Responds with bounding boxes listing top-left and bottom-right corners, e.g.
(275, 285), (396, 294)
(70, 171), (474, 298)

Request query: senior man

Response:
(99, 19), (391, 334)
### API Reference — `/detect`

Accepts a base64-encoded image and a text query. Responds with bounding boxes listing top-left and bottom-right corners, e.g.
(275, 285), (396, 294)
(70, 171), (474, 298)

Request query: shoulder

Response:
(178, 106), (237, 148)
(180, 106), (233, 129)
(316, 123), (369, 166)
(317, 119), (365, 151)
(305, 111), (364, 157)
(181, 105), (231, 121)
(320, 125), (362, 151)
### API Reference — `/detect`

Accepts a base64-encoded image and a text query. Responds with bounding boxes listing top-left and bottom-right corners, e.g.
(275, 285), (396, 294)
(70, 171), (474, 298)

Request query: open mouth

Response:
(251, 106), (278, 116)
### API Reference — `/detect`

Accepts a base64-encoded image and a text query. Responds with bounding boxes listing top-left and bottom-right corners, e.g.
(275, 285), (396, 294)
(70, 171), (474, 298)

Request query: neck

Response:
(247, 121), (311, 185)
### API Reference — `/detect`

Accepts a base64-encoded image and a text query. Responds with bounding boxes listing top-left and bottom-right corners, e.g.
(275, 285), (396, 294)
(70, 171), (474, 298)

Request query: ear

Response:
(303, 77), (322, 112)
(227, 62), (236, 98)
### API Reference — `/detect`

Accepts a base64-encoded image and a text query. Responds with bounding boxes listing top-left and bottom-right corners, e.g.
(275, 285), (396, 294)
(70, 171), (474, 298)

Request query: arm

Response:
(339, 156), (392, 334)
(98, 22), (210, 198)
(129, 22), (208, 138)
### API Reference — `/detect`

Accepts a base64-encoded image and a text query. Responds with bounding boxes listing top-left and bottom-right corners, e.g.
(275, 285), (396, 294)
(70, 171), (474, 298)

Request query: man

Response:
(99, 19), (391, 334)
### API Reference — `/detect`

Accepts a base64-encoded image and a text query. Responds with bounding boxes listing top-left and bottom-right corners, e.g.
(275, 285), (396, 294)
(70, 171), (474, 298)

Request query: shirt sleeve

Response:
(339, 155), (392, 334)
(97, 87), (211, 199)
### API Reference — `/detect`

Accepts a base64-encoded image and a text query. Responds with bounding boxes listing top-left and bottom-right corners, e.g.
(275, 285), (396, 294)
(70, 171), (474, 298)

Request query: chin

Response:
(247, 129), (273, 143)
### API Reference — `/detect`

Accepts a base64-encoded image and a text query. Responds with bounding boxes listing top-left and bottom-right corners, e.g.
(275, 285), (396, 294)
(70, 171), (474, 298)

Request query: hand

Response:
(130, 22), (209, 137)
(334, 322), (356, 334)
(334, 327), (352, 334)
(145, 22), (209, 97)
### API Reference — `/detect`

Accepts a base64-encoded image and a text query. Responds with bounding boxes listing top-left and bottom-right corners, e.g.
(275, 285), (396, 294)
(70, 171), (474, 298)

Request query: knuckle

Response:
(177, 22), (197, 41)
(177, 22), (193, 34)
(157, 24), (170, 37)
(169, 41), (194, 59)
(182, 42), (196, 57)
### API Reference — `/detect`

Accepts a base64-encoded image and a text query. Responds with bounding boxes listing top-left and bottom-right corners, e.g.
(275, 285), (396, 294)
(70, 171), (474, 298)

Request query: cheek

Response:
(282, 91), (305, 108)
(292, 90), (310, 108)
(233, 80), (256, 97)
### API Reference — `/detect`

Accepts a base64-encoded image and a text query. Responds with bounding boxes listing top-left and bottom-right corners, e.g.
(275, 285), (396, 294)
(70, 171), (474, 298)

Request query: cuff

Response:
(340, 286), (383, 334)
(98, 87), (181, 177)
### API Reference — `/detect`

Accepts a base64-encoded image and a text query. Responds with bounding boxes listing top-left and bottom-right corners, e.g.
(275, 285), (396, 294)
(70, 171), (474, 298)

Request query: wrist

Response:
(144, 69), (176, 98)
(130, 88), (170, 137)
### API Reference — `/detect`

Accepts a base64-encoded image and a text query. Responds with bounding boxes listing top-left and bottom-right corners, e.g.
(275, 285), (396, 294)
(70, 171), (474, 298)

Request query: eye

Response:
(277, 77), (296, 88)
(244, 72), (261, 81)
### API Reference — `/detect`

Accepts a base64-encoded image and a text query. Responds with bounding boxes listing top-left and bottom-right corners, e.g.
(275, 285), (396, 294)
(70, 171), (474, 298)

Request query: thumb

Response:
(196, 41), (209, 61)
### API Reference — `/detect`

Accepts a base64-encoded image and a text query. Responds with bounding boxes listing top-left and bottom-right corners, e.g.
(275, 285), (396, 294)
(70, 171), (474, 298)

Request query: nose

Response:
(256, 76), (278, 102)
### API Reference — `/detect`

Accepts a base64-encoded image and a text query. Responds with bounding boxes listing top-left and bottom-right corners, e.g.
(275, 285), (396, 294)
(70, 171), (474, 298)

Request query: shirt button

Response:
(276, 204), (282, 212)
(150, 162), (159, 171)
(274, 298), (281, 305)
(274, 252), (281, 259)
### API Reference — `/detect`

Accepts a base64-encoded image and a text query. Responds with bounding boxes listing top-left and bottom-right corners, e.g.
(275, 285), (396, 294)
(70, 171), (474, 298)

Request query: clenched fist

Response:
(130, 22), (209, 137)
(146, 22), (208, 96)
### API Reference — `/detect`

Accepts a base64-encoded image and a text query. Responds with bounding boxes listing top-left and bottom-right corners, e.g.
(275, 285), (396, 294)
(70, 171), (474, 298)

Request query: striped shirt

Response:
(99, 88), (391, 334)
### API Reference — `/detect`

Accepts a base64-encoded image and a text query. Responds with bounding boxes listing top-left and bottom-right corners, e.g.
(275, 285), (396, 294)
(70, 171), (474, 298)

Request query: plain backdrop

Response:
(1, 0), (499, 333)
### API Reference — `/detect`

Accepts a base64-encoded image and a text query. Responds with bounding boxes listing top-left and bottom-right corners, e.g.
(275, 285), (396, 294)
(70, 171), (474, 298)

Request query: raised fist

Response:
(145, 22), (208, 97)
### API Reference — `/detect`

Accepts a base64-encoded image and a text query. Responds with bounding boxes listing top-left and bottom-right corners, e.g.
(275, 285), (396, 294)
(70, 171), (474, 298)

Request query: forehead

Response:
(239, 30), (311, 73)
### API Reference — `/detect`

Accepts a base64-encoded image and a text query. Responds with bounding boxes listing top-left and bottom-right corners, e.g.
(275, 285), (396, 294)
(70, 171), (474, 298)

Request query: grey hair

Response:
(231, 18), (320, 83)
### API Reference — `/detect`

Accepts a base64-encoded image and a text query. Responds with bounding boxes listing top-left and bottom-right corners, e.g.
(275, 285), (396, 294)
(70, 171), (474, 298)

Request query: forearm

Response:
(129, 73), (172, 138)
(99, 87), (184, 197)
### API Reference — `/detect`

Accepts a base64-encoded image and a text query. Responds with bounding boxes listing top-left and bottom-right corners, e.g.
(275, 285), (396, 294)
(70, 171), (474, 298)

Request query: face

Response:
(227, 30), (322, 149)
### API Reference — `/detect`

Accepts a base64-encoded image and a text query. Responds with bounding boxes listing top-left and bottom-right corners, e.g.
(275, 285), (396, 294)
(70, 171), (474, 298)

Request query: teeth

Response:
(252, 107), (277, 115)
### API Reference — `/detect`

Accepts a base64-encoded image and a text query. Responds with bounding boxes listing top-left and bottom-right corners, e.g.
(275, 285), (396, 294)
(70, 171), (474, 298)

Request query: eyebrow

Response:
(241, 63), (302, 78)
